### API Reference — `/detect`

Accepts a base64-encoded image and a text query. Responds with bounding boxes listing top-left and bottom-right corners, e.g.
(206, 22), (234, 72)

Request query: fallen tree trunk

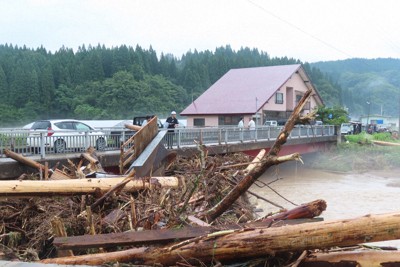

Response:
(303, 250), (400, 266)
(42, 211), (400, 266)
(0, 176), (179, 197)
(204, 89), (312, 222)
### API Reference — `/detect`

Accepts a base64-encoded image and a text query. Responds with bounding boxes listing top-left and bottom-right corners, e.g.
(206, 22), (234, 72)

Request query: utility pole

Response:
(398, 94), (400, 133)
(255, 97), (258, 126)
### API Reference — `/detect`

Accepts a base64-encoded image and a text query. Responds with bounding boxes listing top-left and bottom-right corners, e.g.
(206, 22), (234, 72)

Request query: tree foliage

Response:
(316, 106), (349, 126)
(312, 58), (400, 118)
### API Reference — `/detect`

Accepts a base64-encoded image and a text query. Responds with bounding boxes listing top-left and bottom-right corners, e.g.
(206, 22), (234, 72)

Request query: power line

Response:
(246, 0), (360, 60)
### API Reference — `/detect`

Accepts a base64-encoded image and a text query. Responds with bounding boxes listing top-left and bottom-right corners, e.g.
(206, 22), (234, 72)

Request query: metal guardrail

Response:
(0, 125), (335, 158)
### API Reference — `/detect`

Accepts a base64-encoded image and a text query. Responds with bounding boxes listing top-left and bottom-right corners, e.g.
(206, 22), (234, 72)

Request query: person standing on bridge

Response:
(166, 111), (179, 149)
(238, 117), (244, 141)
(248, 117), (256, 139)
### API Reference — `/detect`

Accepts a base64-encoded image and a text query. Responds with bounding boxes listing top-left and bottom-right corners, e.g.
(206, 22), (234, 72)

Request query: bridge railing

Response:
(0, 125), (335, 158)
(167, 125), (335, 148)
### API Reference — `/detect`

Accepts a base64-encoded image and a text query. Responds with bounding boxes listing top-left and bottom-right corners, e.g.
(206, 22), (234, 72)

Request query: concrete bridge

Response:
(0, 125), (337, 179)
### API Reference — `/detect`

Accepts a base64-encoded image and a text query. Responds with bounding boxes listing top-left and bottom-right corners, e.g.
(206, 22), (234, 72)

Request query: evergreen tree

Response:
(0, 66), (8, 104)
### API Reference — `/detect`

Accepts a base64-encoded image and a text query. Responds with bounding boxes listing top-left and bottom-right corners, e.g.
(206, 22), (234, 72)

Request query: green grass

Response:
(344, 131), (398, 144)
(311, 141), (400, 172)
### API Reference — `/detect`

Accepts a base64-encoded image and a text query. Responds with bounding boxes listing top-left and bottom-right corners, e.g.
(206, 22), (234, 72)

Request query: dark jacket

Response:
(166, 116), (179, 132)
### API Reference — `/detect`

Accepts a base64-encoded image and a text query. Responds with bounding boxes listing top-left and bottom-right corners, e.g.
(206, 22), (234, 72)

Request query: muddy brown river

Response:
(249, 161), (400, 247)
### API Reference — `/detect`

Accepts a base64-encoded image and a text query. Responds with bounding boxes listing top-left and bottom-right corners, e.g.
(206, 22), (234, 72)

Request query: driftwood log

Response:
(4, 149), (46, 171)
(41, 211), (400, 266)
(372, 140), (400, 146)
(261, 199), (326, 223)
(204, 89), (312, 222)
(124, 124), (142, 131)
(0, 176), (179, 197)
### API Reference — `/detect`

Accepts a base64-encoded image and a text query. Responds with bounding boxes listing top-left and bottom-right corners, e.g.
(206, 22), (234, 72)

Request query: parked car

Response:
(340, 123), (353, 135)
(27, 119), (107, 153)
(264, 120), (278, 127)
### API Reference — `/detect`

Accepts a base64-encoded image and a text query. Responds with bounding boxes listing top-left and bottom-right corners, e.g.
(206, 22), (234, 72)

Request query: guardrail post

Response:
(224, 129), (228, 144)
(177, 130), (181, 148)
(85, 131), (89, 149)
(121, 131), (125, 146)
(218, 129), (222, 145)
(40, 132), (45, 159)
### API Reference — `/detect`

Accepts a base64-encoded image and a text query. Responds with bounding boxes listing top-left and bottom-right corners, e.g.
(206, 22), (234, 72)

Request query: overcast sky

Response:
(1, 0), (399, 63)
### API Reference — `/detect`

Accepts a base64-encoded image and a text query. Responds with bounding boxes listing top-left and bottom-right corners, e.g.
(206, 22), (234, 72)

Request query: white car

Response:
(27, 119), (107, 153)
(340, 123), (353, 135)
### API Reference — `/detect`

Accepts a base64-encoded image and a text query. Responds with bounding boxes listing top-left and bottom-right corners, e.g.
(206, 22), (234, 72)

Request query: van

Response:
(264, 120), (278, 127)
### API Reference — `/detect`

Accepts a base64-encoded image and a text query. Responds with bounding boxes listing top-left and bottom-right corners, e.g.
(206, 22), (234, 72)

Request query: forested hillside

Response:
(0, 44), (341, 127)
(312, 58), (400, 118)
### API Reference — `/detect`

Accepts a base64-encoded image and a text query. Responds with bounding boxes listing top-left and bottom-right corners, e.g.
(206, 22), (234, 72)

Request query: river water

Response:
(249, 160), (400, 247)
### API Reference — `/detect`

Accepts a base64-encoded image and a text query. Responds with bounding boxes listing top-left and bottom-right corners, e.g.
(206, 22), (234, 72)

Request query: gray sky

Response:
(1, 0), (400, 62)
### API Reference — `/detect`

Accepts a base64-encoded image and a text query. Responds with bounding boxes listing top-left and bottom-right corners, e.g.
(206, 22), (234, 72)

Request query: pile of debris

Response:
(2, 89), (400, 266)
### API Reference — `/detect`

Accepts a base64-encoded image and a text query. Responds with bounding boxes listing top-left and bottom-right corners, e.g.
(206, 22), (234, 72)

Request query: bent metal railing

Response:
(0, 125), (335, 158)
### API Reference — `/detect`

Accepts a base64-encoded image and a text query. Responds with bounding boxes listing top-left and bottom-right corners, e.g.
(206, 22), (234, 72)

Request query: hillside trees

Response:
(312, 58), (400, 117)
(0, 44), (343, 127)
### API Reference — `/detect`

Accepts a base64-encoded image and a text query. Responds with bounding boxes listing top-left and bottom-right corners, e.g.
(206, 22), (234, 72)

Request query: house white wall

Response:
(186, 116), (219, 127)
(261, 73), (315, 114)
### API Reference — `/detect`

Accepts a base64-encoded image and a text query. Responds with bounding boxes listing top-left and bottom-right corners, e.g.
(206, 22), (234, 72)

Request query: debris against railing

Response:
(1, 90), (399, 266)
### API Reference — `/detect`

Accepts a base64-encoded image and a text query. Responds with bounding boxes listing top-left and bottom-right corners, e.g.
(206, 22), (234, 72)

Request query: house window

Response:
(296, 94), (302, 104)
(193, 118), (205, 127)
(276, 92), (283, 104)
(218, 115), (241, 126)
(304, 101), (311, 110)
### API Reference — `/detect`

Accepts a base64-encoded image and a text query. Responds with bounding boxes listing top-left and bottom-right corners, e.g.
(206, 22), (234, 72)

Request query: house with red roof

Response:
(180, 64), (323, 127)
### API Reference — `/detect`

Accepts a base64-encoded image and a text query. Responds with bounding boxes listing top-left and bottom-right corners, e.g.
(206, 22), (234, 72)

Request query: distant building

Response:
(181, 64), (324, 127)
(359, 115), (399, 129)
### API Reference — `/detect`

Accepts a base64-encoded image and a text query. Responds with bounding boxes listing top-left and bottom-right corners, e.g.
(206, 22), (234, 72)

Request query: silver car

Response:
(27, 119), (107, 153)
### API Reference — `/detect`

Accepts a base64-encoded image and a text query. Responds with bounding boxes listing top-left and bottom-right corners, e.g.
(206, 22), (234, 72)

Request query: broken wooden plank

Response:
(52, 218), (321, 250)
(120, 117), (159, 173)
(0, 176), (179, 197)
(51, 217), (74, 257)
